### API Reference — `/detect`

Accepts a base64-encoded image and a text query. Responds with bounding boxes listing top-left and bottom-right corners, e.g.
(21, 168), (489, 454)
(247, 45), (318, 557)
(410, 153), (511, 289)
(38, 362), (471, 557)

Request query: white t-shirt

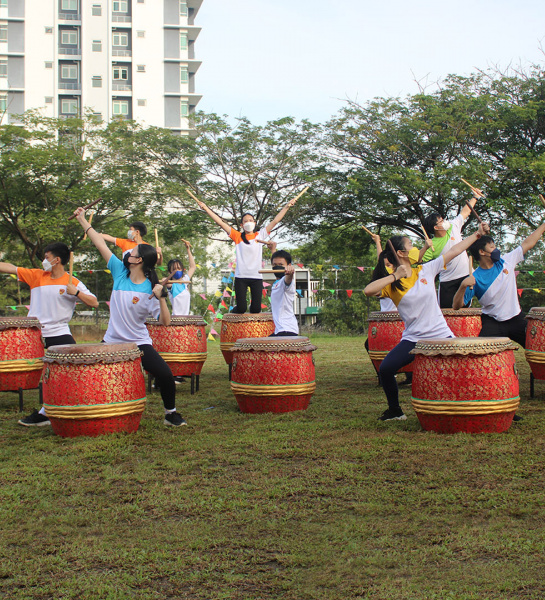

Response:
(463, 246), (524, 321)
(229, 227), (269, 279)
(17, 268), (96, 338)
(168, 275), (191, 315)
(382, 257), (453, 342)
(423, 215), (470, 283)
(103, 255), (161, 346)
(270, 276), (299, 335)
(380, 297), (397, 312)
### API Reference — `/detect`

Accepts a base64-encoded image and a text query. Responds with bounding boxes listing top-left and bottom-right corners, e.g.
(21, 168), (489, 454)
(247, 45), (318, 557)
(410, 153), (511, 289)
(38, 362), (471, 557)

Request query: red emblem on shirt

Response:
(451, 237), (455, 241)
(59, 289), (65, 295)
(420, 279), (428, 285)
(132, 297), (139, 304)
(503, 269), (509, 275)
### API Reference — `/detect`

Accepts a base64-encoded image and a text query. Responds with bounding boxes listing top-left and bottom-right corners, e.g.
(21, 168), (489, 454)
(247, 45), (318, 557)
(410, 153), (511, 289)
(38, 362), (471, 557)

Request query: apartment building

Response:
(0, 0), (202, 133)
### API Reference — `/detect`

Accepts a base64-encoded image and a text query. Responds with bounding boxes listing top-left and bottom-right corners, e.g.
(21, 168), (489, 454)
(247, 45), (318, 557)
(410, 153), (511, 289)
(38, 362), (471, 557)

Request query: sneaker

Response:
(18, 409), (51, 427)
(164, 412), (187, 427)
(378, 408), (407, 421)
(174, 376), (186, 385)
(513, 414), (523, 423)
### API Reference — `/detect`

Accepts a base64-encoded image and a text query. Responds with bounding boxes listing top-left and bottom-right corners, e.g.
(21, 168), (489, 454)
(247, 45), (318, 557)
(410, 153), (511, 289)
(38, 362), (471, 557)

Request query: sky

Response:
(196, 0), (545, 124)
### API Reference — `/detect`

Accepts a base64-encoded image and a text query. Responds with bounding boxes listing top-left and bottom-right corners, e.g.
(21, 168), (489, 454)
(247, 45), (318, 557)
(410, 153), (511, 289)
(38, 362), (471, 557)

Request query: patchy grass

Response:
(1, 336), (544, 599)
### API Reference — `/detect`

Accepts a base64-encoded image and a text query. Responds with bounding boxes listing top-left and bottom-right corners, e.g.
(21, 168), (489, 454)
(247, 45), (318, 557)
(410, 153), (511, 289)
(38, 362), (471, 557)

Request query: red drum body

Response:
(146, 316), (207, 377)
(411, 337), (519, 434)
(525, 308), (545, 379)
(220, 313), (275, 365)
(442, 308), (482, 337)
(367, 311), (412, 374)
(0, 317), (44, 391)
(230, 336), (316, 413)
(42, 343), (146, 438)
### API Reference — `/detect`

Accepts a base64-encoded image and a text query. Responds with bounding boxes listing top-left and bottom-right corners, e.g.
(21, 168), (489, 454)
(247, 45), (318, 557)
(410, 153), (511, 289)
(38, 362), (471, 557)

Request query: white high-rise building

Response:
(0, 0), (202, 133)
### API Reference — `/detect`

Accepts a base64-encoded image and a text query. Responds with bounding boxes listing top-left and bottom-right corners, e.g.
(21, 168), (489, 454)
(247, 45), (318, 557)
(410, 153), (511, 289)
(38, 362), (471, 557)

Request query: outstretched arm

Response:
(184, 241), (197, 278)
(370, 233), (383, 258)
(74, 208), (113, 264)
(0, 262), (18, 275)
(443, 222), (488, 266)
(364, 264), (411, 297)
(100, 233), (117, 244)
(461, 194), (480, 220)
(452, 275), (476, 310)
(266, 196), (298, 234)
(521, 223), (545, 254)
(196, 199), (231, 235)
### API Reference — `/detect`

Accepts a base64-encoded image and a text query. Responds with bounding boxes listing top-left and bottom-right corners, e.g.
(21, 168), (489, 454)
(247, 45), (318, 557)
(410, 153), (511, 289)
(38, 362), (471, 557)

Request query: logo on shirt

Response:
(132, 296), (140, 304)
(451, 237), (455, 241)
(59, 289), (65, 295)
(503, 269), (509, 275)
(420, 279), (428, 285)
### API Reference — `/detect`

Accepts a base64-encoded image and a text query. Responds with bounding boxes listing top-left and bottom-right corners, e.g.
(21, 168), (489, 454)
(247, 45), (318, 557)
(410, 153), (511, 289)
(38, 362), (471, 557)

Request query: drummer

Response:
(269, 248), (299, 337)
(0, 243), (98, 427)
(364, 222), (488, 421)
(74, 208), (186, 428)
(100, 220), (163, 265)
(452, 223), (545, 347)
(421, 192), (481, 308)
(166, 240), (196, 316)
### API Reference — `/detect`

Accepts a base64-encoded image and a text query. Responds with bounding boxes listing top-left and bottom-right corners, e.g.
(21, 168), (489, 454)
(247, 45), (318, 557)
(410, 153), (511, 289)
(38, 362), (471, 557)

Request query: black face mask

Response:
(123, 254), (139, 269)
(273, 265), (285, 279)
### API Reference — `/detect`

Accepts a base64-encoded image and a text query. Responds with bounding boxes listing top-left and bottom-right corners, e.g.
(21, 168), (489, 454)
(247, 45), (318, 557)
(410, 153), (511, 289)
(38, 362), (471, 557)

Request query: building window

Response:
(61, 64), (78, 79)
(180, 1), (188, 16)
(61, 30), (78, 45)
(92, 39), (102, 51)
(45, 97), (53, 103)
(113, 66), (128, 80)
(92, 76), (102, 87)
(92, 4), (102, 16)
(0, 60), (7, 77)
(45, 27), (53, 34)
(181, 100), (189, 117)
(112, 32), (128, 47)
(0, 25), (7, 42)
(180, 32), (187, 51)
(113, 99), (129, 115)
(0, 1), (7, 8)
(136, 64), (145, 72)
(61, 98), (78, 114)
(137, 99), (146, 106)
(113, 1), (128, 12)
(61, 0), (78, 10)
(0, 94), (7, 112)
(180, 66), (188, 84)
(45, 61), (53, 68)
(136, 30), (145, 38)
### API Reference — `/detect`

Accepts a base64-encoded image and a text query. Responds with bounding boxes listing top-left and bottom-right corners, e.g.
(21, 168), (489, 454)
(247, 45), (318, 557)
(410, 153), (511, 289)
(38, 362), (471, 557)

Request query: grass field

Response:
(1, 335), (544, 600)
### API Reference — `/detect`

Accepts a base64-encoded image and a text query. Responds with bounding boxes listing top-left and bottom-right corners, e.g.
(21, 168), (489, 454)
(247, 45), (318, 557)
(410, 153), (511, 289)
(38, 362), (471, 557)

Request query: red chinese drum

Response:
(367, 311), (412, 374)
(220, 313), (275, 365)
(0, 317), (44, 391)
(42, 343), (146, 438)
(230, 336), (317, 413)
(525, 307), (545, 379)
(410, 337), (519, 434)
(146, 316), (207, 377)
(441, 308), (482, 337)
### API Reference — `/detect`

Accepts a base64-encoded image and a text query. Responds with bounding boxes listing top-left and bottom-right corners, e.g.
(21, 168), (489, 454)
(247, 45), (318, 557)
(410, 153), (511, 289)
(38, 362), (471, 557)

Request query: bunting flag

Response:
(211, 263), (216, 267)
(195, 264), (201, 268)
(223, 290), (230, 297)
(220, 300), (228, 309)
(214, 291), (222, 298)
(9, 274), (16, 279)
(262, 282), (270, 288)
(105, 301), (110, 308)
(215, 313), (223, 319)
(207, 303), (215, 312)
(357, 267), (365, 272)
(533, 289), (541, 293)
(199, 294), (207, 300)
(346, 290), (353, 298)
(528, 271), (535, 276)
(517, 289), (523, 297)
(296, 289), (303, 297)
(207, 333), (215, 341)
(329, 290), (335, 294)
(9, 306), (16, 310)
(262, 289), (267, 297)
(297, 263), (304, 268)
(105, 269), (111, 274)
(333, 265), (340, 270)
(25, 305), (30, 310)
(210, 328), (218, 335)
(221, 277), (229, 284)
(226, 286), (233, 292)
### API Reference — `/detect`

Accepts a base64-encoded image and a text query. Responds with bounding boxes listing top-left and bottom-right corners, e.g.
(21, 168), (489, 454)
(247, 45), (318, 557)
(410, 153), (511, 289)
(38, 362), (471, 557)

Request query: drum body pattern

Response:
(0, 317), (44, 391)
(146, 316), (207, 377)
(411, 337), (519, 434)
(367, 312), (412, 374)
(525, 307), (545, 380)
(220, 313), (275, 365)
(42, 343), (146, 437)
(230, 336), (316, 413)
(441, 308), (482, 337)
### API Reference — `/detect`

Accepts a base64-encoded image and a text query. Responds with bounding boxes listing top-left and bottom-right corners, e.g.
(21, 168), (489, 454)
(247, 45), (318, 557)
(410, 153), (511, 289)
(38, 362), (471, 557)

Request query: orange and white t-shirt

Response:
(17, 268), (96, 338)
(229, 227), (269, 279)
(115, 238), (150, 258)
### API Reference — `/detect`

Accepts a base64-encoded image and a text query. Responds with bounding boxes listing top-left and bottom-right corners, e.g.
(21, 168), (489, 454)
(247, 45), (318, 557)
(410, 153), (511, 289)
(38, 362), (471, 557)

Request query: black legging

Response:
(139, 344), (176, 411)
(232, 277), (263, 313)
(44, 334), (76, 349)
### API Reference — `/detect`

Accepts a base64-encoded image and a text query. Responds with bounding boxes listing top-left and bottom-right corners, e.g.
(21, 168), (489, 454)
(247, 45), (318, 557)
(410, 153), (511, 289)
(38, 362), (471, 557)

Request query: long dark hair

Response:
(137, 244), (160, 287)
(371, 235), (406, 292)
(241, 213), (255, 245)
(167, 258), (184, 275)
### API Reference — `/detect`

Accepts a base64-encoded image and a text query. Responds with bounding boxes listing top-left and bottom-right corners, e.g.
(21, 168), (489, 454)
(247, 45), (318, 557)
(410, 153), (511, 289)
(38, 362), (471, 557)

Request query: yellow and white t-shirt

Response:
(229, 227), (269, 279)
(17, 268), (96, 338)
(381, 257), (453, 342)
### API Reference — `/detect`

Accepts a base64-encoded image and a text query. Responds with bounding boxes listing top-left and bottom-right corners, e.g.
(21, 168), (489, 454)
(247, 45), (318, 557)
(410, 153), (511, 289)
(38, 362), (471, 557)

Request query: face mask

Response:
(172, 270), (183, 280)
(243, 222), (255, 233)
(272, 265), (285, 279)
(438, 220), (450, 231)
(42, 258), (54, 272)
(127, 229), (135, 240)
(123, 254), (140, 269)
(407, 247), (420, 265)
(489, 248), (501, 262)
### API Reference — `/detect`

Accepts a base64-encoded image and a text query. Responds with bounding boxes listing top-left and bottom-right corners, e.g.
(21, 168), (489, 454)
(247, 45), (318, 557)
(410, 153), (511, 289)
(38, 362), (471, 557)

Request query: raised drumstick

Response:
(469, 256), (474, 290)
(68, 252), (74, 285)
(361, 225), (374, 236)
(461, 178), (484, 197)
(464, 199), (483, 224)
(83, 212), (94, 241)
(287, 186), (310, 206)
(186, 188), (200, 203)
(154, 228), (159, 248)
(421, 225), (435, 252)
(68, 198), (101, 220)
(539, 194), (545, 208)
(180, 238), (193, 247)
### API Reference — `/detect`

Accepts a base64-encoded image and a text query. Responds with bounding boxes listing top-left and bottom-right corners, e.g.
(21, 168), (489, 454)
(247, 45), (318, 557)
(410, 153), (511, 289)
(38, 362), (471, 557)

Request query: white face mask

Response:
(127, 229), (135, 240)
(243, 222), (255, 233)
(437, 220), (450, 231)
(42, 258), (54, 272)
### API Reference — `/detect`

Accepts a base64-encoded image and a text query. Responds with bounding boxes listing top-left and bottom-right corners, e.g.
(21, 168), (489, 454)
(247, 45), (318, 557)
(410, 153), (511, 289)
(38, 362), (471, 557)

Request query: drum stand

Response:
(147, 374), (200, 395)
(530, 373), (537, 399)
(6, 382), (43, 412)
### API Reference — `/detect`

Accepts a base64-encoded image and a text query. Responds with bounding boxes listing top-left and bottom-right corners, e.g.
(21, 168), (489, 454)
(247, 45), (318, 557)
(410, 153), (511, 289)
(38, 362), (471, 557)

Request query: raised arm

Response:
(443, 222), (489, 266)
(461, 194), (480, 220)
(74, 208), (113, 264)
(196, 199), (231, 235)
(418, 238), (433, 262)
(266, 197), (297, 234)
(100, 233), (117, 244)
(370, 233), (383, 258)
(364, 264), (411, 297)
(184, 241), (197, 278)
(521, 223), (545, 254)
(0, 262), (18, 275)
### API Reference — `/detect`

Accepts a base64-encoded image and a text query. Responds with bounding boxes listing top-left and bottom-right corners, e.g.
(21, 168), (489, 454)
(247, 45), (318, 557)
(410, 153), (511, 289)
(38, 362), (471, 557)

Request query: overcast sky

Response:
(195, 0), (545, 124)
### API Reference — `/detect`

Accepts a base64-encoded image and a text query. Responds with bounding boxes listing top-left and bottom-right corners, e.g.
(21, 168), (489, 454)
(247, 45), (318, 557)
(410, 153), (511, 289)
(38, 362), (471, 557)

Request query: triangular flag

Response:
(357, 267), (365, 272)
(211, 263), (216, 268)
(199, 294), (207, 300)
(333, 265), (340, 270)
(25, 305), (30, 310)
(210, 328), (218, 335)
(195, 264), (201, 268)
(297, 263), (304, 268)
(104, 269), (111, 274)
(296, 289), (303, 297)
(220, 300), (228, 308)
(346, 290), (353, 298)
(9, 274), (16, 279)
(312, 289), (318, 293)
(533, 289), (541, 293)
(528, 271), (535, 276)
(262, 282), (270, 288)
(515, 271), (520, 276)
(329, 289), (335, 294)
(229, 306), (234, 311)
(214, 290), (222, 297)
(207, 333), (215, 341)
(517, 289), (523, 297)
(261, 303), (268, 309)
(215, 313), (223, 319)
(223, 290), (230, 297)
(262, 289), (268, 297)
(221, 277), (229, 284)
(226, 286), (233, 292)
(207, 303), (215, 312)
(105, 301), (111, 307)
(9, 306), (17, 310)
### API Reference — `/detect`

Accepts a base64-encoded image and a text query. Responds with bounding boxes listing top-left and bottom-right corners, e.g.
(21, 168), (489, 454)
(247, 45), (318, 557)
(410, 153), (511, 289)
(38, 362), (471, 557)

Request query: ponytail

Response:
(371, 236), (406, 292)
(137, 244), (162, 291)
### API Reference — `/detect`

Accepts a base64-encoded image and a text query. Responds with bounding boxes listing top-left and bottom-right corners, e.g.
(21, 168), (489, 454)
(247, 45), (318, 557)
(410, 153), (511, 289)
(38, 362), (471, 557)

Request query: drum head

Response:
(368, 311), (402, 322)
(526, 307), (545, 322)
(410, 337), (516, 356)
(441, 308), (482, 317)
(44, 342), (142, 364)
(0, 317), (41, 331)
(222, 312), (273, 323)
(233, 336), (316, 352)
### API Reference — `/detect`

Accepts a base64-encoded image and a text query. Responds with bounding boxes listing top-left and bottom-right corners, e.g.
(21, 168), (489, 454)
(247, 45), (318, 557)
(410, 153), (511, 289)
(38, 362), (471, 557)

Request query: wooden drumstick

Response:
(461, 178), (484, 197)
(421, 225), (435, 252)
(464, 198), (483, 224)
(259, 269), (288, 273)
(83, 212), (94, 240)
(180, 238), (193, 247)
(186, 188), (200, 203)
(68, 198), (102, 220)
(539, 194), (545, 208)
(154, 228), (159, 248)
(164, 279), (192, 284)
(361, 225), (374, 236)
(469, 256), (474, 290)
(68, 252), (74, 285)
(288, 186), (310, 206)
(386, 239), (400, 269)
(149, 275), (170, 299)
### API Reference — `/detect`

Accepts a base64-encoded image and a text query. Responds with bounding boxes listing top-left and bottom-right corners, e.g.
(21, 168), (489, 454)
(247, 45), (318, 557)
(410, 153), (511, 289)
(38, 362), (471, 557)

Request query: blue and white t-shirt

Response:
(463, 246), (524, 322)
(168, 275), (191, 315)
(103, 255), (161, 346)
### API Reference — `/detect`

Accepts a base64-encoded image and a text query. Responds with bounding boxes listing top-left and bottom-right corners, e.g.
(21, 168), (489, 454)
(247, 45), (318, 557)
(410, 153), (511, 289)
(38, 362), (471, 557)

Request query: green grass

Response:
(1, 336), (544, 599)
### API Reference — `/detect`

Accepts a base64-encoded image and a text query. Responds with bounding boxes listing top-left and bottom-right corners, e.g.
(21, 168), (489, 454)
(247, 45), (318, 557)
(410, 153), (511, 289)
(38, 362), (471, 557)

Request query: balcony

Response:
(112, 83), (132, 91)
(59, 12), (81, 21)
(58, 48), (81, 56)
(59, 82), (81, 91)
(112, 49), (131, 57)
(112, 15), (131, 23)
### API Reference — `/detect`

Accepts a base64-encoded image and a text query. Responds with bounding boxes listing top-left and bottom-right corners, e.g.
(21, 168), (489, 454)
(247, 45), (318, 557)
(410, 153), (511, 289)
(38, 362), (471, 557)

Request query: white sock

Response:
(165, 408), (176, 414)
(39, 407), (46, 416)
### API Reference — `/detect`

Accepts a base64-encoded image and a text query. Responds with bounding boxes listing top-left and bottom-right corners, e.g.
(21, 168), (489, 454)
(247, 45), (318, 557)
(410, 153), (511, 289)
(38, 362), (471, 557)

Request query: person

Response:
(269, 249), (299, 336)
(364, 222), (488, 421)
(74, 208), (186, 427)
(422, 191), (482, 308)
(166, 240), (196, 316)
(452, 223), (545, 346)
(0, 242), (99, 426)
(100, 220), (163, 265)
(196, 195), (299, 313)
